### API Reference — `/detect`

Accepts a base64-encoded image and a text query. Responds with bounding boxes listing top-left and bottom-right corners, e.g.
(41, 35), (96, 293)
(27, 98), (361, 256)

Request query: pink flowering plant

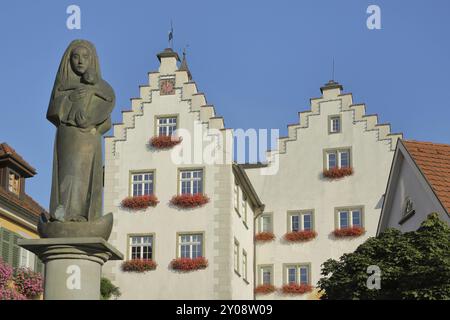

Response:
(13, 268), (43, 299)
(0, 259), (13, 288)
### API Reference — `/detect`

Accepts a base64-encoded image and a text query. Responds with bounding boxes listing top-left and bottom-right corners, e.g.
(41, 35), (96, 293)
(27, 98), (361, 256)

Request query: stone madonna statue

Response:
(39, 39), (115, 239)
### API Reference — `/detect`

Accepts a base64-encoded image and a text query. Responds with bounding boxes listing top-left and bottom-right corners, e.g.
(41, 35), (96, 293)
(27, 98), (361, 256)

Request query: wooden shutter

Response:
(12, 234), (21, 268)
(1, 228), (12, 264)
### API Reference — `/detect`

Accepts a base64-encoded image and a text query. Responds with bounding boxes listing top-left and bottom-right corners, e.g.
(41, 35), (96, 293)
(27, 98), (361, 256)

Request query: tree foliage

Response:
(318, 213), (450, 300)
(100, 277), (121, 300)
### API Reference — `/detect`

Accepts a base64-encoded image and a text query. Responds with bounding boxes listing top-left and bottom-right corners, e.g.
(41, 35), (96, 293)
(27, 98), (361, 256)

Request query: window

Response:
(131, 172), (154, 196)
(8, 170), (20, 195)
(242, 194), (248, 225)
(285, 264), (310, 285)
(179, 169), (203, 195)
(259, 214), (273, 233)
(129, 235), (153, 260)
(326, 149), (351, 169)
(259, 265), (273, 285)
(329, 115), (341, 134)
(20, 248), (32, 268)
(234, 183), (239, 213)
(234, 239), (240, 274)
(179, 233), (203, 259)
(289, 211), (314, 232)
(337, 207), (363, 229)
(157, 116), (177, 136)
(242, 250), (248, 281)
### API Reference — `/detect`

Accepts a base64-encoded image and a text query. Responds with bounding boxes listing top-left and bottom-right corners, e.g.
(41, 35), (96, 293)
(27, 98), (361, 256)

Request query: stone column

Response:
(18, 237), (123, 300)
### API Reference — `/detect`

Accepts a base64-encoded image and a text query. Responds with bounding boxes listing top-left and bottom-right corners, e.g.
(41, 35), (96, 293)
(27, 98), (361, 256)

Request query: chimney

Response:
(320, 80), (343, 99)
(157, 48), (180, 74)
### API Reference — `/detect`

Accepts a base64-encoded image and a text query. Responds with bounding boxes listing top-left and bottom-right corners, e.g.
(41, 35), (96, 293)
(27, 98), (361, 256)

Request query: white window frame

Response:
(156, 116), (177, 136)
(234, 238), (240, 275)
(285, 264), (310, 285)
(259, 265), (273, 286)
(131, 172), (154, 196)
(8, 169), (20, 195)
(178, 233), (203, 259)
(337, 207), (363, 229)
(234, 183), (240, 213)
(241, 194), (248, 225)
(288, 211), (314, 232)
(129, 235), (154, 260)
(329, 115), (341, 134)
(259, 214), (273, 233)
(326, 148), (351, 170)
(242, 250), (248, 281)
(19, 248), (32, 269)
(179, 169), (203, 195)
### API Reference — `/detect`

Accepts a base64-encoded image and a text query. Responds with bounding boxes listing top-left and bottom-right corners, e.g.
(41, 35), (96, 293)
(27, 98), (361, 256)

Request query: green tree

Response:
(100, 277), (121, 300)
(318, 213), (450, 300)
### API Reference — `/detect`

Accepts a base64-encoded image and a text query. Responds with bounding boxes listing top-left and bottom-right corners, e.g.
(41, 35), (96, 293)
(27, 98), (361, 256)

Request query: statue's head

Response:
(54, 39), (101, 89)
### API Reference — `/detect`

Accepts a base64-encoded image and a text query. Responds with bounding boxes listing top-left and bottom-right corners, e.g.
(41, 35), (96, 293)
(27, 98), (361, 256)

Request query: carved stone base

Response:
(38, 213), (114, 241)
(18, 237), (123, 300)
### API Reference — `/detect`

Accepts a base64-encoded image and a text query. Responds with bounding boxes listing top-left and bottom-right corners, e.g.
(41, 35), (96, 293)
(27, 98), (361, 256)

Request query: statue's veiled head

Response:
(53, 39), (101, 89)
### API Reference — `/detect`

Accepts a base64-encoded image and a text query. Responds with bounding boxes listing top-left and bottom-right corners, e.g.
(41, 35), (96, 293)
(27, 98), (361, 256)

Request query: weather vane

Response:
(168, 20), (174, 49)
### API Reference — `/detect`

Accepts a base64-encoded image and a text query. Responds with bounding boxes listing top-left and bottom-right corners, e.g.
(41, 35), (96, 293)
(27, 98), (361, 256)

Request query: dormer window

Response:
(8, 170), (21, 195)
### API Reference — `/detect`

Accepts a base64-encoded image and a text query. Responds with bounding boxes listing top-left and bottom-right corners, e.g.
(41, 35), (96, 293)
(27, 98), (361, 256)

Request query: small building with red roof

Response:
(378, 139), (450, 234)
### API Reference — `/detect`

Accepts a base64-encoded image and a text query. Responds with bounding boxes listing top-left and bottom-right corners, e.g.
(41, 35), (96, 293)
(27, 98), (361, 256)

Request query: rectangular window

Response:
(337, 207), (364, 229)
(329, 115), (341, 134)
(260, 266), (273, 285)
(242, 250), (248, 281)
(179, 233), (203, 259)
(289, 211), (314, 232)
(234, 239), (240, 274)
(234, 183), (239, 212)
(157, 116), (177, 136)
(8, 170), (20, 195)
(260, 214), (273, 233)
(285, 264), (310, 285)
(20, 248), (31, 268)
(326, 149), (351, 170)
(180, 169), (203, 195)
(129, 235), (153, 260)
(131, 172), (154, 196)
(242, 195), (248, 225)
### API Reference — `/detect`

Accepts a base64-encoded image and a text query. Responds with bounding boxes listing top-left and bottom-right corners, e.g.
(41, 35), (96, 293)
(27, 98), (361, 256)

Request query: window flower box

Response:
(170, 257), (208, 271)
(255, 232), (276, 242)
(333, 226), (365, 238)
(284, 230), (317, 242)
(254, 284), (276, 295)
(170, 193), (209, 209)
(323, 167), (353, 179)
(121, 259), (157, 273)
(121, 195), (159, 210)
(281, 283), (313, 295)
(150, 135), (182, 149)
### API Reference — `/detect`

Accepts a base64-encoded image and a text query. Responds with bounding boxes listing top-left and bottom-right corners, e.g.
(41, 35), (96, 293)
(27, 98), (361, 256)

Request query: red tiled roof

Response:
(0, 142), (36, 175)
(403, 140), (450, 213)
(0, 187), (47, 217)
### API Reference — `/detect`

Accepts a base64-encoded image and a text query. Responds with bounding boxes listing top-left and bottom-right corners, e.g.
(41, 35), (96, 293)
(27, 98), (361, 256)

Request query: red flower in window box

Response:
(121, 195), (159, 210)
(323, 167), (353, 179)
(255, 232), (276, 242)
(170, 193), (209, 209)
(284, 230), (317, 242)
(170, 257), (208, 271)
(150, 135), (182, 149)
(254, 284), (276, 295)
(281, 283), (313, 295)
(333, 226), (365, 238)
(121, 259), (157, 272)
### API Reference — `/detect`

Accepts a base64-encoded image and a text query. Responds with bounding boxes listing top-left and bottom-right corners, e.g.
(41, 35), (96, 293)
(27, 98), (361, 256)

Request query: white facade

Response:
(103, 49), (262, 299)
(245, 82), (402, 299)
(377, 140), (450, 234)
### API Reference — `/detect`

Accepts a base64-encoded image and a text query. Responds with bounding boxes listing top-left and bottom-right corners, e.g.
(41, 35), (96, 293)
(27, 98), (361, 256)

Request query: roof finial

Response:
(179, 44), (192, 80)
(168, 20), (174, 49)
(332, 58), (335, 81)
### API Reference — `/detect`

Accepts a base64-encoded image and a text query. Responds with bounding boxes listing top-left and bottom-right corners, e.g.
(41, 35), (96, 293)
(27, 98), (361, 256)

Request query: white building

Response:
(103, 48), (403, 299)
(244, 81), (402, 299)
(377, 140), (450, 234)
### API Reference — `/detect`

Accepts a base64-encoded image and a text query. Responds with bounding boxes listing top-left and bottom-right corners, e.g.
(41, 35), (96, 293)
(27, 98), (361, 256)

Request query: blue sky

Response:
(1, 0), (449, 209)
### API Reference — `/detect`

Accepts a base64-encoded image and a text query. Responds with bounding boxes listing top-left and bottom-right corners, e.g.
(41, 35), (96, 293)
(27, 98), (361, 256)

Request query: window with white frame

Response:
(180, 169), (203, 195)
(259, 214), (273, 233)
(289, 211), (313, 232)
(8, 170), (20, 195)
(259, 266), (273, 285)
(131, 172), (154, 196)
(234, 239), (240, 274)
(179, 233), (203, 259)
(157, 116), (177, 136)
(242, 250), (248, 281)
(285, 264), (310, 285)
(19, 248), (32, 268)
(329, 115), (341, 134)
(242, 194), (248, 225)
(129, 235), (153, 260)
(337, 207), (363, 229)
(234, 183), (239, 213)
(326, 149), (351, 170)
